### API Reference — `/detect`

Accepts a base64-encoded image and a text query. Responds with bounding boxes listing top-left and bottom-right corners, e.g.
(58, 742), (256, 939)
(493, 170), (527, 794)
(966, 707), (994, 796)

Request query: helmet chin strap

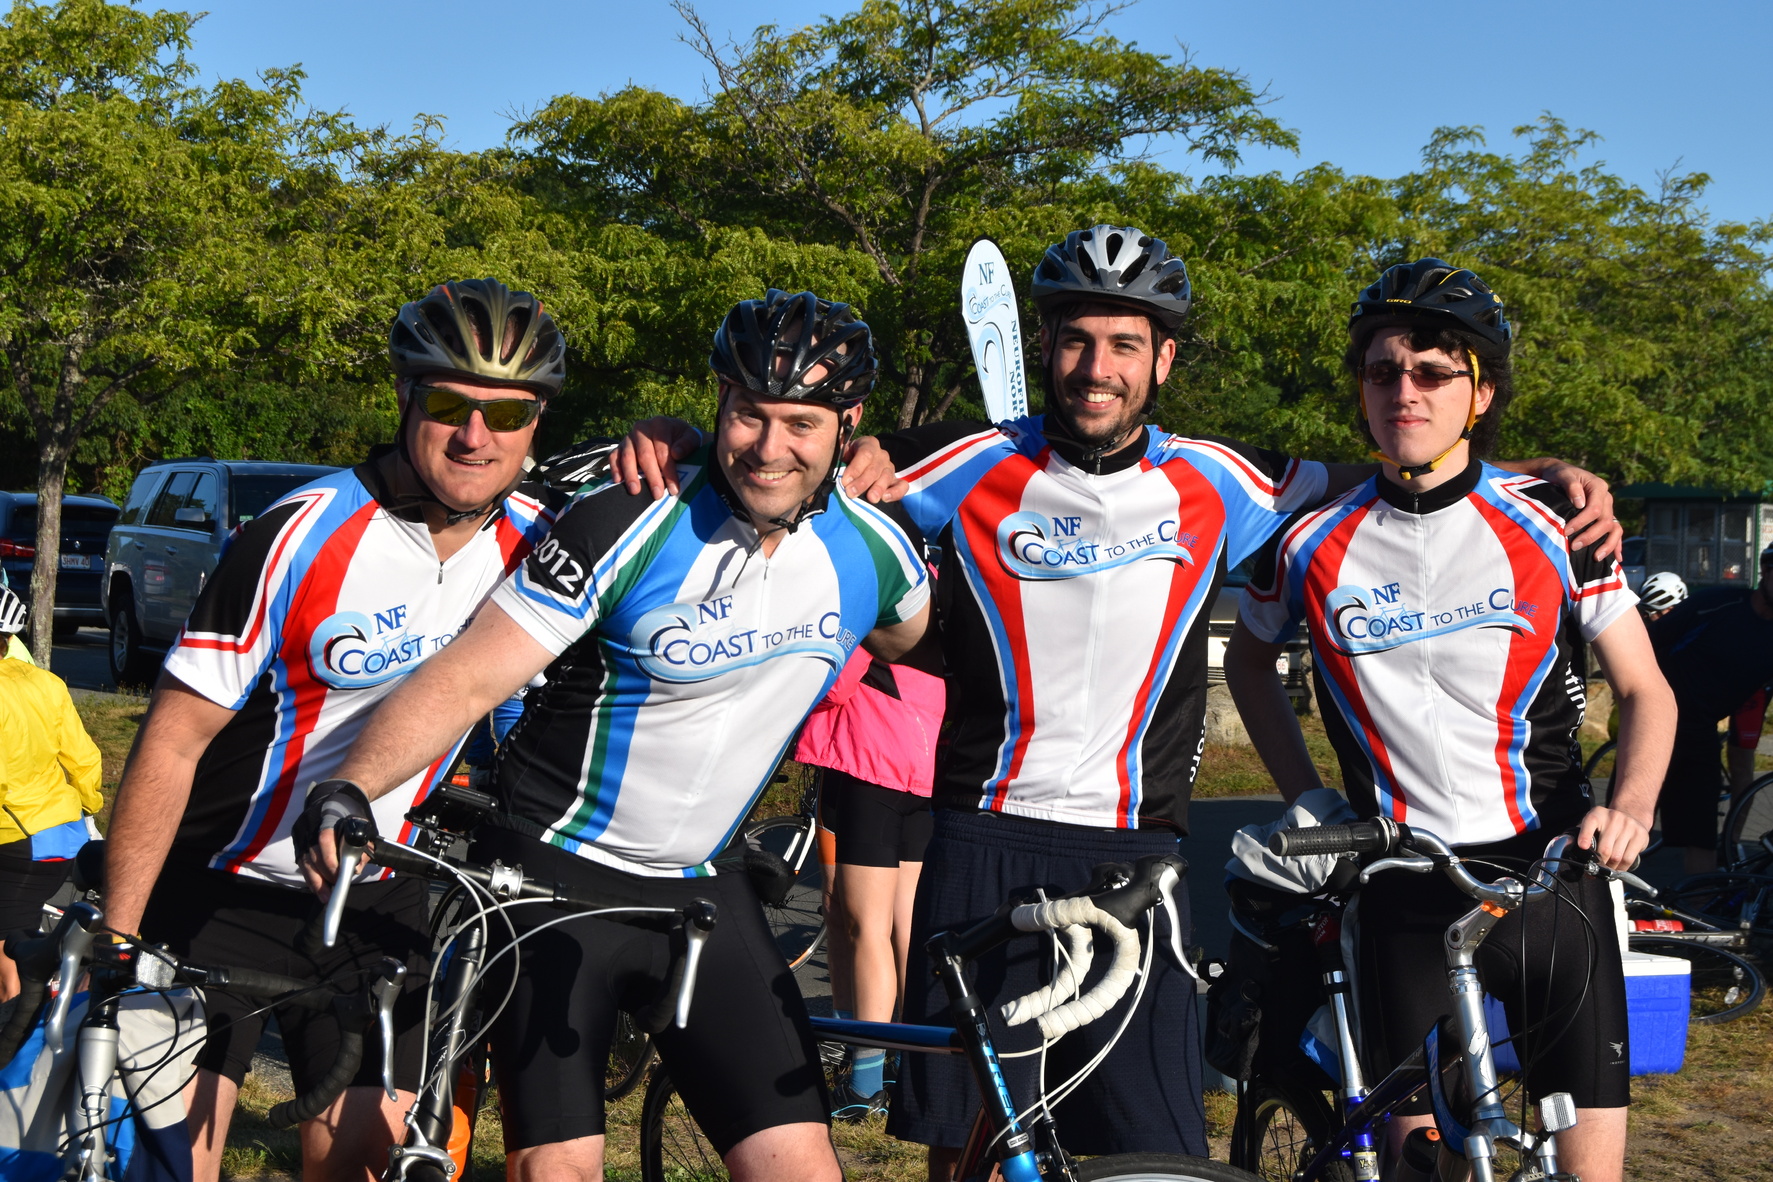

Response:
(1363, 352), (1482, 482)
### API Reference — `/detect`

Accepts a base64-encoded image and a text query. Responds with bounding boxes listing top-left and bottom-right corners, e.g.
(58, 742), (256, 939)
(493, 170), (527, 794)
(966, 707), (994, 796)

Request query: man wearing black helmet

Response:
(303, 290), (932, 1180)
(1227, 259), (1672, 1181)
(616, 230), (1622, 1167)
(102, 280), (565, 1181)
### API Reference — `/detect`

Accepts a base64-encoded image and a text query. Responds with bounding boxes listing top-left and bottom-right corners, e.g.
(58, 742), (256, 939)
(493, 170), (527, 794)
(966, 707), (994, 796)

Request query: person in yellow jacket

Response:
(0, 585), (103, 1000)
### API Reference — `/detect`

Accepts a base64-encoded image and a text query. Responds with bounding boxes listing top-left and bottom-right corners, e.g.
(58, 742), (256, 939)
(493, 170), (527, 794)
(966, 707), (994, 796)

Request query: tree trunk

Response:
(29, 444), (70, 667)
(896, 361), (923, 430)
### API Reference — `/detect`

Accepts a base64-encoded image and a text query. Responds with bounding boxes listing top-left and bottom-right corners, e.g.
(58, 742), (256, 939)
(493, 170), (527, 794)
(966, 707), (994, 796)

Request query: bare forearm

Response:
(104, 738), (200, 938)
(1607, 683), (1676, 828)
(1225, 625), (1324, 803)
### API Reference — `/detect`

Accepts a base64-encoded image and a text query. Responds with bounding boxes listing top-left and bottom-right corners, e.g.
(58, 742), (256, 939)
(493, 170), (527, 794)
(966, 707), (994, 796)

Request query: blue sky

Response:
(186, 0), (1772, 228)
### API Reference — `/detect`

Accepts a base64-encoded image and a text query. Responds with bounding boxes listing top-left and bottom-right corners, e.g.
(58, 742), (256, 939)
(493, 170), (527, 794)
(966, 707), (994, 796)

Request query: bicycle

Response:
(732, 768), (827, 970)
(0, 851), (405, 1182)
(323, 793), (719, 1181)
(1583, 736), (1773, 872)
(1231, 820), (1644, 1182)
(638, 852), (1264, 1182)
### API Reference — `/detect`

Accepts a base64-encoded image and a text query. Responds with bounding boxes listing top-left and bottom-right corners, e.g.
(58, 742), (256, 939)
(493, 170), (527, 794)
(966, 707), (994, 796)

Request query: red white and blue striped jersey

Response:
(1239, 461), (1635, 846)
(161, 456), (557, 888)
(883, 417), (1327, 832)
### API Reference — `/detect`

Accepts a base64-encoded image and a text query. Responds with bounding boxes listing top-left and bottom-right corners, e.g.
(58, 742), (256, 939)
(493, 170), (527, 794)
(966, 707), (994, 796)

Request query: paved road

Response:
(49, 626), (121, 693)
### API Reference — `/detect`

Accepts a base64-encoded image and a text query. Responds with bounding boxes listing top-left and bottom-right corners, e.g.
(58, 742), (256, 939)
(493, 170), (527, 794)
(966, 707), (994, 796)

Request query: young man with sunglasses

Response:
(100, 279), (564, 1182)
(300, 290), (931, 1181)
(1226, 259), (1675, 1182)
(614, 230), (1623, 1172)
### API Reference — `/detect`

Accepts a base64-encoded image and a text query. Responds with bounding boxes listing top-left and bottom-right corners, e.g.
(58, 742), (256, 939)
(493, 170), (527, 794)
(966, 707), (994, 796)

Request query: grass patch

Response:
(69, 688), (148, 832)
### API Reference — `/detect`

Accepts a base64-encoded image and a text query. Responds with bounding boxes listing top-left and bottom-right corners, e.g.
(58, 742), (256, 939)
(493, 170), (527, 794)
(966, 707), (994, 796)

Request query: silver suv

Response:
(102, 458), (338, 685)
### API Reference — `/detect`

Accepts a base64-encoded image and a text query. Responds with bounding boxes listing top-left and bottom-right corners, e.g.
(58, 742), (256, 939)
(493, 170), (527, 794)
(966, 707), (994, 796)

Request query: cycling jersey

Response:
(489, 443), (929, 877)
(881, 417), (1327, 832)
(1239, 461), (1635, 846)
(161, 452), (556, 887)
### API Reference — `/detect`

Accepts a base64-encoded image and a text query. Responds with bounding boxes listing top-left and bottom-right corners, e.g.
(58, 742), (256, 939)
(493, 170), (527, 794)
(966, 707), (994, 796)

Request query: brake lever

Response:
(46, 902), (102, 1046)
(1153, 863), (1197, 980)
(674, 900), (718, 1030)
(369, 957), (407, 1101)
(322, 819), (374, 949)
(1360, 855), (1437, 884)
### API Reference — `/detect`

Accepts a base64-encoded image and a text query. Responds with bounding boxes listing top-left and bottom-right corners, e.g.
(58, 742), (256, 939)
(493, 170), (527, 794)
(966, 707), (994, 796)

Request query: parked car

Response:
(1207, 555), (1314, 712)
(102, 459), (339, 684)
(1619, 535), (1647, 594)
(0, 492), (121, 636)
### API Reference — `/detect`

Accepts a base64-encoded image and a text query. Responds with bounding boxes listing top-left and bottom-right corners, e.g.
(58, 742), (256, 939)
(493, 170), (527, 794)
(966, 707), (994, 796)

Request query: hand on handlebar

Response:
(1573, 805), (1651, 873)
(293, 780), (379, 898)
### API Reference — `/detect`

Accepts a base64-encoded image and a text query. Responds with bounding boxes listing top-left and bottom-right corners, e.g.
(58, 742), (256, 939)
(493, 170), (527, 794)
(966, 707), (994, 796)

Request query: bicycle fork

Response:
(1311, 913), (1380, 1181)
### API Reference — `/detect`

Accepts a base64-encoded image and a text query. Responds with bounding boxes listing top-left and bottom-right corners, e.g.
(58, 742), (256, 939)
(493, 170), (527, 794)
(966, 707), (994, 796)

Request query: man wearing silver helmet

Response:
(303, 290), (933, 1181)
(618, 226), (1623, 1169)
(102, 280), (565, 1181)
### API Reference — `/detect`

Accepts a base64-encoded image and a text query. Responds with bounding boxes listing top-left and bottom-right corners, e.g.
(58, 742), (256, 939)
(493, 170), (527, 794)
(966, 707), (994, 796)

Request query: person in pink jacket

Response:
(796, 646), (945, 1114)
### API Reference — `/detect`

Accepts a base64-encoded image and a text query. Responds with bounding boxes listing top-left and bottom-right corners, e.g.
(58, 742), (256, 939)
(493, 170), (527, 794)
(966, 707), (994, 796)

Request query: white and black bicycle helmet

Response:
(1030, 225), (1193, 334)
(389, 279), (567, 397)
(710, 290), (877, 408)
(1639, 571), (1688, 613)
(0, 586), (26, 635)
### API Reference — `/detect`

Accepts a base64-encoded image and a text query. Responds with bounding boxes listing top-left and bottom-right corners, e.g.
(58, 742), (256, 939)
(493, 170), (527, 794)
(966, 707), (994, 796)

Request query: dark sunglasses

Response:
(1359, 361), (1474, 390)
(415, 386), (542, 432)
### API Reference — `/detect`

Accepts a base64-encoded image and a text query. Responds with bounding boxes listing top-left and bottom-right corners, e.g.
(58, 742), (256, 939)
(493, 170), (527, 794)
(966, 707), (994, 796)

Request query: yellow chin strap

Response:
(1364, 351), (1482, 481)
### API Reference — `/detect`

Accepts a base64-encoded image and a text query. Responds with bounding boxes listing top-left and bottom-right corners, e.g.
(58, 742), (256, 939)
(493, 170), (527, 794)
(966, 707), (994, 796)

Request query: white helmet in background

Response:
(1639, 571), (1688, 614)
(0, 586), (26, 635)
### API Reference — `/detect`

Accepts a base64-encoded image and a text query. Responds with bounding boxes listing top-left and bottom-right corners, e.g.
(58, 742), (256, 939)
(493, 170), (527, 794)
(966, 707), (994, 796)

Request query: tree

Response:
(516, 0), (1296, 431)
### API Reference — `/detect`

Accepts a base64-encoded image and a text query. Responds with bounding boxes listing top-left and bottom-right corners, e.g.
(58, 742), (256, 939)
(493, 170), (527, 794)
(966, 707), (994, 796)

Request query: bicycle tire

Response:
(1660, 872), (1773, 937)
(1722, 772), (1773, 872)
(640, 1069), (727, 1182)
(1628, 934), (1766, 1025)
(745, 814), (826, 970)
(1583, 738), (1618, 796)
(1073, 1154), (1268, 1181)
(605, 1009), (656, 1101)
(1231, 1081), (1351, 1182)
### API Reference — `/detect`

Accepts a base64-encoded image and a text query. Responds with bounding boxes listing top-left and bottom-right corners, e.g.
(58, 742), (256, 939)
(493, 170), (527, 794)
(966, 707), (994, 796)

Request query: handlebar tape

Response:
(1268, 822), (1393, 858)
(197, 966), (340, 1011)
(267, 1026), (363, 1129)
(998, 898), (1142, 1039)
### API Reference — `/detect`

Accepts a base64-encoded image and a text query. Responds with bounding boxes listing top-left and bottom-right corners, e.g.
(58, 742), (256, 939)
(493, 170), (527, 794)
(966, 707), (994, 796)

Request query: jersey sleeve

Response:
(1237, 510), (1308, 644)
(1164, 435), (1329, 568)
(878, 420), (1007, 538)
(491, 478), (675, 657)
(163, 496), (315, 710)
(850, 498), (930, 628)
(1509, 482), (1638, 642)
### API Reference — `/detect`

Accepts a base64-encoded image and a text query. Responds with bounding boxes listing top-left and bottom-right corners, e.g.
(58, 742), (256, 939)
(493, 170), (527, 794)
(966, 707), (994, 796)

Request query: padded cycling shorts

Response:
(470, 827), (827, 1154)
(140, 861), (431, 1094)
(888, 809), (1206, 1156)
(1357, 835), (1630, 1112)
(0, 839), (70, 932)
(821, 771), (933, 868)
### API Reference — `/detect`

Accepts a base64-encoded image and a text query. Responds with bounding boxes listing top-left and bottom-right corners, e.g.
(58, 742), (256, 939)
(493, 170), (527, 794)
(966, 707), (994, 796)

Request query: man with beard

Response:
(614, 227), (1619, 1169)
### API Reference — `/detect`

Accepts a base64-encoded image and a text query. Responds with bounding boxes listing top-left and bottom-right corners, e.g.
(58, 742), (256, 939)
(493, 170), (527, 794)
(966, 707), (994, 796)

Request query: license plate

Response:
(60, 554), (94, 570)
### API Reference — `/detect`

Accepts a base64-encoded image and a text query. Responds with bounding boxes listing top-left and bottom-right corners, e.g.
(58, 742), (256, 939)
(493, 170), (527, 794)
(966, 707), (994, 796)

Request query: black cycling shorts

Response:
(0, 839), (71, 933)
(1357, 838), (1629, 1112)
(1659, 724), (1726, 849)
(820, 771), (933, 868)
(888, 810), (1206, 1156)
(470, 828), (827, 1154)
(140, 861), (431, 1095)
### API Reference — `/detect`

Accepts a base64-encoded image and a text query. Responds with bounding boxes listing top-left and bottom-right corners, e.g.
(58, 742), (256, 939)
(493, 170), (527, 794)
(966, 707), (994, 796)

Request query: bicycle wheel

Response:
(606, 1009), (656, 1102)
(1583, 738), (1618, 797)
(745, 814), (826, 970)
(640, 1069), (728, 1182)
(1629, 934), (1766, 1025)
(1722, 773), (1773, 871)
(1074, 1154), (1267, 1181)
(1661, 872), (1773, 937)
(1232, 1081), (1350, 1182)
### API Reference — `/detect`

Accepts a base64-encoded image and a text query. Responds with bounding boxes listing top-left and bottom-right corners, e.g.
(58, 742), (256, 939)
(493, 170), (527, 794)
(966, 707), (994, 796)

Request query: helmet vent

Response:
(1077, 250), (1100, 282)
(501, 308), (531, 365)
(1120, 253), (1148, 285)
(1105, 232), (1124, 260)
(422, 304), (464, 356)
(459, 297), (495, 361)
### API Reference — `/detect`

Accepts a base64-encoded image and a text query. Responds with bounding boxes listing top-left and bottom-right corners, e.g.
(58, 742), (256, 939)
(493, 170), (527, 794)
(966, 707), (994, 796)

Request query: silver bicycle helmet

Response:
(0, 586), (26, 635)
(1639, 571), (1688, 613)
(1030, 225), (1193, 333)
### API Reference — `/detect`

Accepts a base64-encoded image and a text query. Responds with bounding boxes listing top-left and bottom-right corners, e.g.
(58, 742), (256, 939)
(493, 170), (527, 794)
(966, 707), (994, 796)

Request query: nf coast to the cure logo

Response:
(309, 605), (444, 689)
(995, 511), (1195, 580)
(630, 594), (854, 683)
(1323, 581), (1539, 656)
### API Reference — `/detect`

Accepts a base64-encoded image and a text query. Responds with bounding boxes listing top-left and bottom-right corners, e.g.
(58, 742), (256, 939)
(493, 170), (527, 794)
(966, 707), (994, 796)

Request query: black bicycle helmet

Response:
(1030, 225), (1192, 333)
(710, 290), (877, 408)
(1349, 258), (1511, 349)
(389, 279), (567, 397)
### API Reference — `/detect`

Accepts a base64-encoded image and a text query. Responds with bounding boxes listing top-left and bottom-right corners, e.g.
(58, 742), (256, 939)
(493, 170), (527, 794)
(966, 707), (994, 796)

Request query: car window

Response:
(182, 473), (220, 529)
(1222, 555), (1257, 589)
(117, 473), (164, 526)
(144, 471), (197, 528)
(230, 473), (320, 526)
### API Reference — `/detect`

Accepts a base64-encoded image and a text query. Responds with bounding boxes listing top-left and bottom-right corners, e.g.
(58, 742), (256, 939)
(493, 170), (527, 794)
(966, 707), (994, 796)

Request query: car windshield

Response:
(231, 474), (320, 525)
